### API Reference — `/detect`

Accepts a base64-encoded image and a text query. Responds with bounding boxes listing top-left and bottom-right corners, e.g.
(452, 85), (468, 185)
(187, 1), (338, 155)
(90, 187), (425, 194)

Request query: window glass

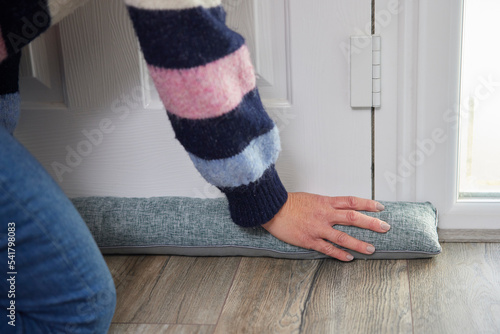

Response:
(458, 0), (500, 200)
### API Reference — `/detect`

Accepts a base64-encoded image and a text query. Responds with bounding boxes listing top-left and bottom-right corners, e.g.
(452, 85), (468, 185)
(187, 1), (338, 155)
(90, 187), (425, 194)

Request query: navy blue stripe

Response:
(0, 52), (21, 95)
(168, 89), (275, 160)
(0, 0), (51, 55)
(127, 5), (244, 69)
(220, 165), (288, 227)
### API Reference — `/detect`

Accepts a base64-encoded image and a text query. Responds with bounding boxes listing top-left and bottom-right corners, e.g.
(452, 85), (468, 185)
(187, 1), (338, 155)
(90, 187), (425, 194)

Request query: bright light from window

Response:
(458, 0), (500, 200)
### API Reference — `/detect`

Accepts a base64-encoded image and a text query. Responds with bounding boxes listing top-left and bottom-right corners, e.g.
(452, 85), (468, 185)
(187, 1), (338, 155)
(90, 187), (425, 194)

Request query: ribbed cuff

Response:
(220, 165), (288, 228)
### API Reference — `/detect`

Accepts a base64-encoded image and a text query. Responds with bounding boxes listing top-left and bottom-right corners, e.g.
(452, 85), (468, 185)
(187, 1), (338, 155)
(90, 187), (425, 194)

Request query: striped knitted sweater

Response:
(0, 0), (288, 227)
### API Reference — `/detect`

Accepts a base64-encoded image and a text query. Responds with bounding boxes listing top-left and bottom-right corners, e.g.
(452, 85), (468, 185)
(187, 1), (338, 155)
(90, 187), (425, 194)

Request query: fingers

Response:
(326, 227), (375, 254)
(329, 209), (391, 233)
(306, 221), (377, 261)
(313, 239), (359, 262)
(330, 196), (385, 212)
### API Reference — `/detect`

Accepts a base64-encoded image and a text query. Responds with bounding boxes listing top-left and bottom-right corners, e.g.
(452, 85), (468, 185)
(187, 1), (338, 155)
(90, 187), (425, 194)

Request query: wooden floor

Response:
(105, 243), (500, 334)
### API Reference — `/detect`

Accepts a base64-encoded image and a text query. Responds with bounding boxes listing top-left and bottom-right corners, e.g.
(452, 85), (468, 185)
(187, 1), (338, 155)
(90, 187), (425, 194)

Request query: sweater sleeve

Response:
(123, 0), (288, 227)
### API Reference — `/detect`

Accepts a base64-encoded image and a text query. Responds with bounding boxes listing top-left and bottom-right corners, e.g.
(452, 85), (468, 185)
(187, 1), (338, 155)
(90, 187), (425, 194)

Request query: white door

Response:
(15, 0), (375, 202)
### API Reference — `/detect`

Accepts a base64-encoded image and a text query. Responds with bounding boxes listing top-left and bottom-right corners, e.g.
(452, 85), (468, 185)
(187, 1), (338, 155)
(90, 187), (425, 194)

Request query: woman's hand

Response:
(261, 192), (391, 261)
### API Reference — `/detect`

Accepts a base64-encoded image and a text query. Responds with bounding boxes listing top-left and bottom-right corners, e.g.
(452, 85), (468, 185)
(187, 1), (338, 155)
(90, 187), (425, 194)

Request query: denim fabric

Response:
(72, 196), (441, 260)
(0, 126), (116, 333)
(0, 93), (20, 135)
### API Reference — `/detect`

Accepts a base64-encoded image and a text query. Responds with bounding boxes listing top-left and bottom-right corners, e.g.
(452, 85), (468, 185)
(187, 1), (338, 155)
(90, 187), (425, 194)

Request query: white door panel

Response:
(280, 0), (372, 197)
(16, 0), (373, 200)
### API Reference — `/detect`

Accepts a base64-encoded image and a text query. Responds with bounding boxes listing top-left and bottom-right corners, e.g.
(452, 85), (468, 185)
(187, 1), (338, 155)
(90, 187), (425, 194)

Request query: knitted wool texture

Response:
(0, 0), (288, 227)
(125, 0), (288, 227)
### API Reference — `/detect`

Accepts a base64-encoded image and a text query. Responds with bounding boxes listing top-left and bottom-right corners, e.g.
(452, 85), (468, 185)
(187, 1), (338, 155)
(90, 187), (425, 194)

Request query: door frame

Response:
(376, 0), (500, 231)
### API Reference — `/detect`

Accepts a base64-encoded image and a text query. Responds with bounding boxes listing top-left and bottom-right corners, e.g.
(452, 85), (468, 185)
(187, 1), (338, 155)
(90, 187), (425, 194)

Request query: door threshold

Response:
(438, 229), (500, 242)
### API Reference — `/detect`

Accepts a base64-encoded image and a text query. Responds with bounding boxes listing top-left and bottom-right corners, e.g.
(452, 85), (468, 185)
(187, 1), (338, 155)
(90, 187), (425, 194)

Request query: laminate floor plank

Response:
(409, 243), (500, 334)
(214, 258), (322, 334)
(300, 259), (412, 333)
(105, 255), (241, 325)
(105, 243), (500, 333)
(105, 256), (171, 323)
(108, 324), (214, 334)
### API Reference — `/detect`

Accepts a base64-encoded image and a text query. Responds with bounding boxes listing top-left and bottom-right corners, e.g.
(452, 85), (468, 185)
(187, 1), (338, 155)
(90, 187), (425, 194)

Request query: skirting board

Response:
(438, 229), (500, 242)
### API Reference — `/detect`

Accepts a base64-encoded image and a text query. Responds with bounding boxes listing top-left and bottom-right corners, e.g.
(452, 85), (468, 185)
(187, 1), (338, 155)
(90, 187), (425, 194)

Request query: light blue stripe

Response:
(0, 93), (21, 135)
(189, 126), (281, 188)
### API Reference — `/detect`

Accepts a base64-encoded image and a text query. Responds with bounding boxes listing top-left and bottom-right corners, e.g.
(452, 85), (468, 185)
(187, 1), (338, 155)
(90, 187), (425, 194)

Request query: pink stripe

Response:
(148, 45), (256, 120)
(0, 27), (8, 63)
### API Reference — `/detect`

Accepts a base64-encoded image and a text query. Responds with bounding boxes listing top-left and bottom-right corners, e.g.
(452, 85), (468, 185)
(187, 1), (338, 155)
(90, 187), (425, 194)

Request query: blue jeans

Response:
(0, 113), (116, 333)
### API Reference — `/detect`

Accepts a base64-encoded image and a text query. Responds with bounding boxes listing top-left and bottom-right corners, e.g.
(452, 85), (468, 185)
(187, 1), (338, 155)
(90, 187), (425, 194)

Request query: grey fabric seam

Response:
(98, 245), (440, 255)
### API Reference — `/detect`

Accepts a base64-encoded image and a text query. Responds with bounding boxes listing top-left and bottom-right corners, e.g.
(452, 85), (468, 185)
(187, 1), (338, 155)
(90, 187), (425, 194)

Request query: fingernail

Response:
(376, 202), (385, 211)
(381, 222), (391, 231)
(346, 254), (354, 261)
(366, 245), (375, 254)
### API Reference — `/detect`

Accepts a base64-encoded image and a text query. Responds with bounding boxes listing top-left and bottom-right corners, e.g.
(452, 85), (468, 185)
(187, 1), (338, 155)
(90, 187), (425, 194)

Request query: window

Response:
(458, 0), (500, 200)
(380, 0), (500, 230)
